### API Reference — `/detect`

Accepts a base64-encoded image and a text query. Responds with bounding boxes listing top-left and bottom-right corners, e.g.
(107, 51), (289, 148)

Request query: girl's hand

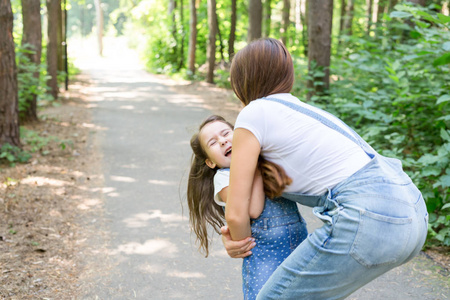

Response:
(220, 226), (256, 258)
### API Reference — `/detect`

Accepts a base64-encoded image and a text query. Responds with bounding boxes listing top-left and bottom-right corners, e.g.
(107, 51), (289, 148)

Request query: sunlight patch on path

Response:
(109, 239), (178, 256)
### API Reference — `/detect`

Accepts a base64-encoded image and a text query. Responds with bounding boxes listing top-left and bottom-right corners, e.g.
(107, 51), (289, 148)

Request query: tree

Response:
(0, 0), (20, 147)
(339, 0), (346, 36)
(229, 0), (237, 59)
(263, 0), (272, 37)
(248, 0), (262, 41)
(367, 0), (373, 33)
(343, 0), (354, 35)
(307, 0), (333, 99)
(94, 0), (103, 55)
(281, 0), (290, 46)
(21, 0), (42, 123)
(377, 0), (387, 24)
(47, 0), (59, 100)
(207, 0), (217, 83)
(188, 0), (197, 74)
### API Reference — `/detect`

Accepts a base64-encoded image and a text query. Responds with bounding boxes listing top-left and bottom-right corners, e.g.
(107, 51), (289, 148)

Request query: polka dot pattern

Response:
(242, 198), (308, 300)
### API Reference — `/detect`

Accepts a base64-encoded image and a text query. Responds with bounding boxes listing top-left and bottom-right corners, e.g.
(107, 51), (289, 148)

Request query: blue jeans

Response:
(256, 155), (428, 300)
(243, 197), (307, 300)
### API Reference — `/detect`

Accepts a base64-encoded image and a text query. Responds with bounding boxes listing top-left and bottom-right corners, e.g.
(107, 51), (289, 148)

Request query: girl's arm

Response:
(249, 168), (265, 219)
(225, 128), (261, 240)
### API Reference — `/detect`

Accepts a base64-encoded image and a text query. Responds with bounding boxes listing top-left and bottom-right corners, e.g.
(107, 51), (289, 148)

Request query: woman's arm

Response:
(225, 128), (261, 240)
(218, 170), (264, 220)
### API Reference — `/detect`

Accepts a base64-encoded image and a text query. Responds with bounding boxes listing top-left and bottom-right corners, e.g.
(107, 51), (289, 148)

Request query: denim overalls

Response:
(254, 97), (428, 300)
(243, 197), (308, 300)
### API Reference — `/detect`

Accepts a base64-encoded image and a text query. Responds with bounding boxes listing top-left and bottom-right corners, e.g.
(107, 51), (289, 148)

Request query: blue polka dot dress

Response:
(242, 197), (307, 300)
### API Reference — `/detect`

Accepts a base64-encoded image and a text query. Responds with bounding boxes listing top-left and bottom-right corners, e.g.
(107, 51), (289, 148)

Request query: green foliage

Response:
(15, 44), (54, 118)
(0, 144), (31, 165)
(316, 3), (450, 246)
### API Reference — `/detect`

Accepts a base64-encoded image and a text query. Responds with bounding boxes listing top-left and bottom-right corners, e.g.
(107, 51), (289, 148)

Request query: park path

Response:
(72, 38), (449, 299)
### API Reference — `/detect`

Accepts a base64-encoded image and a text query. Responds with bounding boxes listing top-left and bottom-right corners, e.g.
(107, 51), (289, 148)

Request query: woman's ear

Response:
(205, 158), (216, 169)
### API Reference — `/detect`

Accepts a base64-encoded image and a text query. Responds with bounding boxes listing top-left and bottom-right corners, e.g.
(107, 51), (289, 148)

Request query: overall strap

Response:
(262, 97), (376, 158)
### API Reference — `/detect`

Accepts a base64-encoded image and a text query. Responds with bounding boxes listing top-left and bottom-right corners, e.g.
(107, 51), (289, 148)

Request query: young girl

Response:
(187, 115), (308, 300)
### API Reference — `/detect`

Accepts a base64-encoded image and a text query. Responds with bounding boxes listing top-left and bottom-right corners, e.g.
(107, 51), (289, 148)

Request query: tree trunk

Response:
(94, 0), (103, 56)
(0, 0), (20, 148)
(57, 0), (64, 72)
(343, 0), (354, 35)
(377, 0), (387, 25)
(301, 0), (308, 56)
(339, 0), (346, 36)
(207, 0), (217, 83)
(229, 0), (236, 59)
(367, 0), (373, 33)
(248, 0), (262, 42)
(21, 0), (42, 123)
(188, 0), (197, 74)
(307, 0), (333, 99)
(216, 12), (225, 61)
(281, 0), (290, 46)
(47, 0), (59, 100)
(388, 0), (398, 11)
(178, 0), (185, 70)
(263, 0), (272, 37)
(408, 0), (425, 5)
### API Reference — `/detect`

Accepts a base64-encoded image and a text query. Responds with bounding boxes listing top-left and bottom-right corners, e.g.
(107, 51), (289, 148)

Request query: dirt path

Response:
(1, 38), (449, 299)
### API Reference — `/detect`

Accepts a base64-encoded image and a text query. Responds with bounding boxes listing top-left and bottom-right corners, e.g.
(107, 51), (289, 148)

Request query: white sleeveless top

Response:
(234, 93), (371, 195)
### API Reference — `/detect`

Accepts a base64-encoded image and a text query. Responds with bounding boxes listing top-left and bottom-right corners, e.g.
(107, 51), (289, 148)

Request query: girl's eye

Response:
(209, 141), (216, 146)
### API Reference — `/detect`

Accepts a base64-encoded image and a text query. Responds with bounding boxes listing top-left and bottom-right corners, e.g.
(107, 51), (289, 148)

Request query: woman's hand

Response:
(221, 226), (256, 258)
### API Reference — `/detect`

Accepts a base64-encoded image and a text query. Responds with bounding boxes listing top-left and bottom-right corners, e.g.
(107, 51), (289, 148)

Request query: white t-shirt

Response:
(234, 93), (371, 195)
(213, 169), (229, 207)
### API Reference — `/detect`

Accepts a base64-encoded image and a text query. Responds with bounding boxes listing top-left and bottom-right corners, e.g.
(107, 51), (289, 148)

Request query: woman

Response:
(222, 38), (428, 299)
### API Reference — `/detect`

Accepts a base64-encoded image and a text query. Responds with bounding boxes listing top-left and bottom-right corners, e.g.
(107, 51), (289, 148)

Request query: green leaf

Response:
(438, 13), (450, 24)
(390, 11), (412, 18)
(442, 203), (450, 210)
(443, 42), (450, 52)
(437, 174), (450, 188)
(437, 94), (450, 104)
(421, 166), (441, 177)
(433, 52), (450, 67)
(441, 128), (450, 142)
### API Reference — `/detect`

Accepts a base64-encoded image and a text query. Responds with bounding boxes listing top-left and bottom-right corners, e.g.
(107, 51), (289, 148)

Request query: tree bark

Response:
(388, 0), (398, 11)
(281, 0), (290, 46)
(21, 0), (42, 123)
(408, 0), (425, 6)
(57, 0), (64, 72)
(377, 0), (387, 25)
(339, 0), (346, 36)
(188, 0), (197, 74)
(343, 0), (354, 35)
(178, 0), (185, 70)
(229, 0), (236, 59)
(47, 0), (59, 100)
(94, 0), (103, 56)
(301, 0), (308, 56)
(0, 0), (20, 148)
(307, 0), (333, 99)
(248, 0), (262, 42)
(216, 12), (225, 61)
(207, 0), (217, 83)
(367, 0), (373, 33)
(263, 0), (272, 37)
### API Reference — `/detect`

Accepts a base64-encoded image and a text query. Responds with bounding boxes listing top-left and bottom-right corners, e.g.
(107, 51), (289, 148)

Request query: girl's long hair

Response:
(187, 115), (233, 257)
(187, 115), (293, 257)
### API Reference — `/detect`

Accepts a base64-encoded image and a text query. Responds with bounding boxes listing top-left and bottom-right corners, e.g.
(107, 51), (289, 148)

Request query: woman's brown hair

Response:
(187, 115), (292, 257)
(230, 38), (294, 106)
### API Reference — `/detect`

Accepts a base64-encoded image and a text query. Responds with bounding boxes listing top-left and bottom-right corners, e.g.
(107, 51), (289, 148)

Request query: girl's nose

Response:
(219, 138), (227, 145)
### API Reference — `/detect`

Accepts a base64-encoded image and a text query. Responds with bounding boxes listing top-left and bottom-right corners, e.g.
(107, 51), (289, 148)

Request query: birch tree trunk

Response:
(248, 0), (262, 42)
(188, 0), (197, 74)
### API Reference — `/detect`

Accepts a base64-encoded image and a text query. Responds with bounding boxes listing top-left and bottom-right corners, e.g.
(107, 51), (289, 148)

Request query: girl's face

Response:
(199, 121), (233, 169)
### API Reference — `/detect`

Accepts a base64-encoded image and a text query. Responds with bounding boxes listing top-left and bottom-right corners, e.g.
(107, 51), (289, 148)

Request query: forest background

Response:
(1, 0), (449, 250)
